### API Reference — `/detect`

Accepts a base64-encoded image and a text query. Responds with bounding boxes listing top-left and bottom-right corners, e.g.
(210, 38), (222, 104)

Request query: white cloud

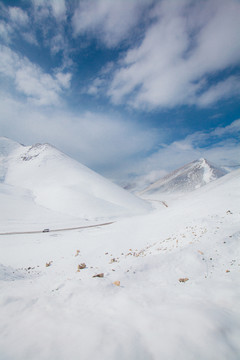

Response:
(9, 7), (29, 26)
(22, 32), (38, 46)
(72, 0), (151, 47)
(105, 0), (240, 109)
(28, 1), (70, 61)
(0, 45), (72, 106)
(211, 118), (240, 137)
(0, 4), (38, 46)
(0, 21), (12, 43)
(197, 76), (240, 107)
(32, 0), (66, 21)
(50, 33), (66, 54)
(51, 0), (66, 20)
(15, 66), (60, 106)
(87, 78), (104, 95)
(0, 45), (18, 76)
(55, 72), (72, 89)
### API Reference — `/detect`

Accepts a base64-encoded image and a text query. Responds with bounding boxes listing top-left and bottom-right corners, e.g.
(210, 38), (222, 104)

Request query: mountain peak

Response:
(139, 158), (227, 196)
(199, 157), (207, 165)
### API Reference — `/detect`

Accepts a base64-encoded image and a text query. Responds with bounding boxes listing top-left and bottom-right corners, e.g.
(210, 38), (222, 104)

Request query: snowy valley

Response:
(0, 137), (240, 360)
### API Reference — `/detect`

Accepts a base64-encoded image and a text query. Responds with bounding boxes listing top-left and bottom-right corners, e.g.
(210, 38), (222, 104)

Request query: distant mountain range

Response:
(139, 158), (227, 197)
(0, 137), (232, 222)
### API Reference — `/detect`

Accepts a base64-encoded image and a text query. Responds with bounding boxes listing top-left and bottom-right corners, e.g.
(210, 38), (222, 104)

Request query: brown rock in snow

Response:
(179, 278), (189, 283)
(93, 273), (104, 278)
(78, 263), (86, 270)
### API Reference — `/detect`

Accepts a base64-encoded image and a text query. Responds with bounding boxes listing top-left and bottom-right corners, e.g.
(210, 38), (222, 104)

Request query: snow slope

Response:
(139, 158), (226, 197)
(0, 168), (239, 360)
(0, 137), (150, 223)
(0, 182), (89, 232)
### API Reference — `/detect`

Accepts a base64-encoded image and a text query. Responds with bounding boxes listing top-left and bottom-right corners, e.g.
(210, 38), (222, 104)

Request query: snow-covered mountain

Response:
(0, 158), (240, 360)
(139, 158), (227, 197)
(0, 137), (150, 223)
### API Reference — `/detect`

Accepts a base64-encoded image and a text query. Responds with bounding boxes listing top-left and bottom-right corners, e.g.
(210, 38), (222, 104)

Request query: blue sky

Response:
(0, 0), (239, 185)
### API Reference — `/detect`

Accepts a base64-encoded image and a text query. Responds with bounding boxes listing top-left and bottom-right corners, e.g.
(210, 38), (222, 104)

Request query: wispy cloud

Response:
(197, 76), (240, 107)
(31, 0), (67, 22)
(0, 4), (36, 45)
(0, 20), (12, 43)
(8, 6), (29, 26)
(0, 45), (72, 106)
(0, 1), (69, 55)
(72, 0), (151, 47)
(50, 0), (66, 21)
(100, 0), (240, 109)
(29, 0), (71, 64)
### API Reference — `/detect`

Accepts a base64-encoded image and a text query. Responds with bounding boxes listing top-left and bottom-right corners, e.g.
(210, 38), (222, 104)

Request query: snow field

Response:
(0, 170), (240, 359)
(0, 137), (239, 360)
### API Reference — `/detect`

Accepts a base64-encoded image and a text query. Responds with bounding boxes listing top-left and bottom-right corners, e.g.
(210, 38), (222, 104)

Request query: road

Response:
(0, 221), (115, 236)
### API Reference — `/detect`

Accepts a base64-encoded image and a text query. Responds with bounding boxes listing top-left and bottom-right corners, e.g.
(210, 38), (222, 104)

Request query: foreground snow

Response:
(0, 170), (240, 360)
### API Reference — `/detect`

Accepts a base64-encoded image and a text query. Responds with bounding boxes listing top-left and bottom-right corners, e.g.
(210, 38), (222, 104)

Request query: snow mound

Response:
(0, 138), (150, 221)
(139, 158), (227, 197)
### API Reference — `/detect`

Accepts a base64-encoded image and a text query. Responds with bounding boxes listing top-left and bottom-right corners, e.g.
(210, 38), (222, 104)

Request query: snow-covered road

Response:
(0, 221), (114, 236)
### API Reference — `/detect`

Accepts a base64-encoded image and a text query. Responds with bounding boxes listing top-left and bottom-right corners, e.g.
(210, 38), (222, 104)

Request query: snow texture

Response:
(0, 138), (240, 360)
